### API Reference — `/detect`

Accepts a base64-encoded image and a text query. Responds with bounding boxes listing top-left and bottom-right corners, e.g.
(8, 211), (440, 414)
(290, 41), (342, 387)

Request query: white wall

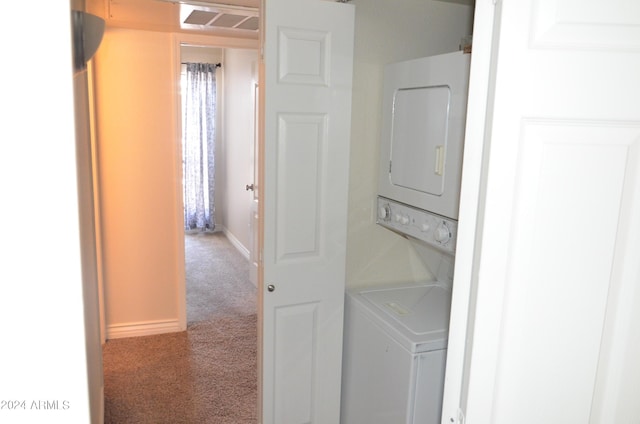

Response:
(93, 28), (185, 337)
(221, 48), (259, 254)
(0, 2), (96, 422)
(345, 0), (475, 288)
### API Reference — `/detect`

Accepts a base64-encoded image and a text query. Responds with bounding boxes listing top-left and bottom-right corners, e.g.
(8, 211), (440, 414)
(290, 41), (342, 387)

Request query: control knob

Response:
(378, 204), (391, 221)
(434, 223), (451, 244)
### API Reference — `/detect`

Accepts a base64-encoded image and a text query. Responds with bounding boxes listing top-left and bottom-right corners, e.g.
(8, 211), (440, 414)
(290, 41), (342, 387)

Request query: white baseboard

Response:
(222, 227), (250, 260)
(225, 228), (258, 288)
(106, 319), (183, 339)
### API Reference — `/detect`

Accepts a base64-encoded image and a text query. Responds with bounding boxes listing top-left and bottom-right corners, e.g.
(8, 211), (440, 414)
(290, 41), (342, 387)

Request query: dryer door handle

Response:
(434, 145), (445, 176)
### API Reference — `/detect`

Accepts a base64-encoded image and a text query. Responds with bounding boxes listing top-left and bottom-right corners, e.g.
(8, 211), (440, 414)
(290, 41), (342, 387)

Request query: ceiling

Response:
(105, 0), (260, 39)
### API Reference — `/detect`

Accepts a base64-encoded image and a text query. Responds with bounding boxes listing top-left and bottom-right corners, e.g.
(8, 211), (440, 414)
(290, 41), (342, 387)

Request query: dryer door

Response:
(390, 85), (451, 197)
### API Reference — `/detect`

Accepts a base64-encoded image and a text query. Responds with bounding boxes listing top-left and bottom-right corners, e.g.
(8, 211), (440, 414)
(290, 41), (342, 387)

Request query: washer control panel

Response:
(376, 196), (457, 253)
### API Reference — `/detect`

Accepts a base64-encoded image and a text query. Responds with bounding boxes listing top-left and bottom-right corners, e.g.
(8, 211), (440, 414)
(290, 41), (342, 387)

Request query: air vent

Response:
(236, 16), (258, 31)
(211, 13), (246, 28)
(184, 10), (219, 25)
(177, 2), (259, 33)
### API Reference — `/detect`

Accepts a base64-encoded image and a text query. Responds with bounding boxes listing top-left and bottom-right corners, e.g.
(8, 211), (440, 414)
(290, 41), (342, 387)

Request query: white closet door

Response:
(260, 0), (355, 422)
(444, 0), (640, 423)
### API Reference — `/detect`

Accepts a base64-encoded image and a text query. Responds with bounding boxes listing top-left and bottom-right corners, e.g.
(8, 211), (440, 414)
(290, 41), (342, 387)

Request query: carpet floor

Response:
(103, 232), (258, 424)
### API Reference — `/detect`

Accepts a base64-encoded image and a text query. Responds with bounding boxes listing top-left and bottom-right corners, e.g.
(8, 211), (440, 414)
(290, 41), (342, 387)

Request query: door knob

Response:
(246, 184), (254, 191)
(267, 284), (275, 292)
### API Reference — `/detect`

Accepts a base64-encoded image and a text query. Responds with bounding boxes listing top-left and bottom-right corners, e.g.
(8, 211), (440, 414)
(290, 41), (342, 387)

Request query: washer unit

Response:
(340, 198), (456, 424)
(341, 282), (452, 424)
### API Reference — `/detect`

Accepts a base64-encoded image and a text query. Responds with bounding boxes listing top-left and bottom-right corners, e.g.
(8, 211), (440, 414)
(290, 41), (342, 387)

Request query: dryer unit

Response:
(378, 51), (471, 221)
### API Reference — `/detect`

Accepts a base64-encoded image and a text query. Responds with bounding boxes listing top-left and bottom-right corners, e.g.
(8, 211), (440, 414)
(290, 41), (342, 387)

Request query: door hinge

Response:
(389, 161), (392, 174)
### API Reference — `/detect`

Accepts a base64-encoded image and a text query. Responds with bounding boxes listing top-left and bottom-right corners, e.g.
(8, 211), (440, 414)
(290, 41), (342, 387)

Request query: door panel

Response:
(275, 113), (325, 259)
(273, 302), (319, 423)
(261, 0), (355, 422)
(444, 0), (640, 423)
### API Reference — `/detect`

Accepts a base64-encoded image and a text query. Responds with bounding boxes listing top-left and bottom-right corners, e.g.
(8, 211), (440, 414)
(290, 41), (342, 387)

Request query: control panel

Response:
(376, 196), (457, 254)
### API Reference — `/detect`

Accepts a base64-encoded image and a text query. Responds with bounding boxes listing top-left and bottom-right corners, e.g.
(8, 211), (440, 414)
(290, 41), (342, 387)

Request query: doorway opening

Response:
(100, 40), (261, 422)
(179, 44), (259, 324)
(178, 43), (260, 421)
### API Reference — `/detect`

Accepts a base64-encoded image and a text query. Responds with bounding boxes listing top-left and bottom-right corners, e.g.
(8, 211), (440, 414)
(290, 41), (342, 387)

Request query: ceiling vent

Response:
(158, 0), (259, 33)
(182, 7), (259, 31)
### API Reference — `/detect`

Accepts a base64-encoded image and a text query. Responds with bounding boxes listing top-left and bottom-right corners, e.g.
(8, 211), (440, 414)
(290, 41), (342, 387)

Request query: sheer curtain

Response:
(182, 63), (217, 231)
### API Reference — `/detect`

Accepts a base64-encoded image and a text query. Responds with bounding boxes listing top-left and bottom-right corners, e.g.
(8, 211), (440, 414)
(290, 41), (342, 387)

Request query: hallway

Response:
(102, 233), (257, 423)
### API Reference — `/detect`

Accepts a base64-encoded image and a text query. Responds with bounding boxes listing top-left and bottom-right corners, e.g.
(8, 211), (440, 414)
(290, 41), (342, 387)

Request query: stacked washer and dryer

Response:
(341, 51), (471, 424)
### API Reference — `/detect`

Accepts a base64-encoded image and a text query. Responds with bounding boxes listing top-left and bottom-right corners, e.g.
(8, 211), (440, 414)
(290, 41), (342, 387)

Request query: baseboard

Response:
(222, 227), (250, 260)
(106, 319), (183, 339)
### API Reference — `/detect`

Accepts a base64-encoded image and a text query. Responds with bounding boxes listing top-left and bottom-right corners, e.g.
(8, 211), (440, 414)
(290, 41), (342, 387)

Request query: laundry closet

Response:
(341, 1), (475, 423)
(342, 50), (471, 424)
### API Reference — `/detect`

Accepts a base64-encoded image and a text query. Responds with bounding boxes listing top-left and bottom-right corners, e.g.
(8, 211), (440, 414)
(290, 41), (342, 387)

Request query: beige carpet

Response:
(185, 231), (256, 324)
(103, 232), (258, 424)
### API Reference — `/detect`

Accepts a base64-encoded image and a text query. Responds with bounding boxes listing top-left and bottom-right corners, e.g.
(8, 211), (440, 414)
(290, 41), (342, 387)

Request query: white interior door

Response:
(261, 0), (355, 422)
(444, 0), (640, 423)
